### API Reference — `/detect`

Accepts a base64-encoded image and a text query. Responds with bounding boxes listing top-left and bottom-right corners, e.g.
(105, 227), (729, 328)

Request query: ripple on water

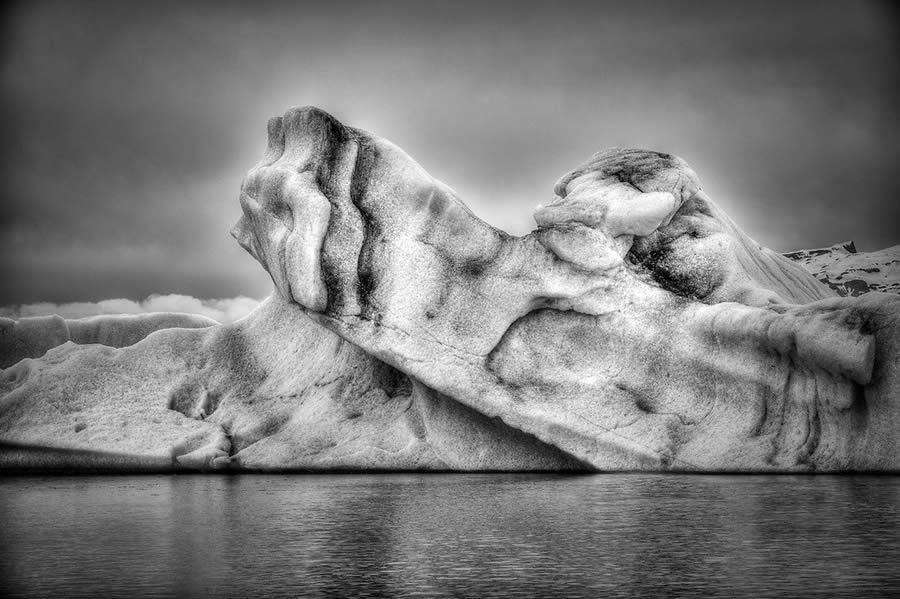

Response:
(0, 474), (898, 598)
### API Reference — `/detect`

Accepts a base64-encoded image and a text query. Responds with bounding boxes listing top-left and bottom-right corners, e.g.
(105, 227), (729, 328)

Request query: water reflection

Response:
(1, 474), (898, 597)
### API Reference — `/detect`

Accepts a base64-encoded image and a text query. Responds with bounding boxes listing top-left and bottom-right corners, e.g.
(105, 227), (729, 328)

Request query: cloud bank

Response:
(0, 294), (261, 324)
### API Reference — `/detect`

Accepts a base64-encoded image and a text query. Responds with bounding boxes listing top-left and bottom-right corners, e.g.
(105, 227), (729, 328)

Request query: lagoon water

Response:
(1, 474), (898, 598)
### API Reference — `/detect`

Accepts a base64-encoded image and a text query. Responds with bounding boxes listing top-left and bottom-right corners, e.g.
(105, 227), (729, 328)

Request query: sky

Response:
(1, 0), (898, 305)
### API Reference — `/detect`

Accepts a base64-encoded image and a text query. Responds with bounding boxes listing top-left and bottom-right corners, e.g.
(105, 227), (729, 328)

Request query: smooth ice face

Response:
(536, 148), (698, 238)
(232, 106), (900, 472)
(231, 106), (500, 317)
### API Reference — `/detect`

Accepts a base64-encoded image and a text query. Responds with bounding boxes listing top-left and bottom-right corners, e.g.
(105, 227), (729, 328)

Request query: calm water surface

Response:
(1, 474), (898, 598)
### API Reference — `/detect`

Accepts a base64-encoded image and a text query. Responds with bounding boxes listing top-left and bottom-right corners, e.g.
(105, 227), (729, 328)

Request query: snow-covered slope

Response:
(784, 241), (900, 296)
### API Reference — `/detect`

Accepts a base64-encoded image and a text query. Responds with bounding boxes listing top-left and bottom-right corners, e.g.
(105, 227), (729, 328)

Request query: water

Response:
(1, 474), (898, 598)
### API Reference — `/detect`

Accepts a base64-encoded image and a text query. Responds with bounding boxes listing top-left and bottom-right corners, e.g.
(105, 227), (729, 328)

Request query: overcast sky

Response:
(1, 0), (897, 304)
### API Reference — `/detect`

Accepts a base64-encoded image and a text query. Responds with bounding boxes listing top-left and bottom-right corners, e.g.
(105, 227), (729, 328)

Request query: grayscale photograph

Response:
(1, 1), (898, 597)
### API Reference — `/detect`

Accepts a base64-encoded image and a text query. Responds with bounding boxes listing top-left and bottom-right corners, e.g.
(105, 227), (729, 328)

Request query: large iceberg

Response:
(2, 107), (897, 472)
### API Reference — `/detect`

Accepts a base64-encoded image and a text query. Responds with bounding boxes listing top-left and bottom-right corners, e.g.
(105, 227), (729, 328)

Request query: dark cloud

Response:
(1, 0), (898, 303)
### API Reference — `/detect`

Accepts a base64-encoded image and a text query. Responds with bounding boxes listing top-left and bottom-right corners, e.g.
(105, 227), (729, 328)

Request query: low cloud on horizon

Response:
(0, 294), (262, 324)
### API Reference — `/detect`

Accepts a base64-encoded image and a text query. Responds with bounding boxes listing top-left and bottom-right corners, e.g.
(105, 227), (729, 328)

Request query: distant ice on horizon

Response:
(0, 294), (262, 325)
